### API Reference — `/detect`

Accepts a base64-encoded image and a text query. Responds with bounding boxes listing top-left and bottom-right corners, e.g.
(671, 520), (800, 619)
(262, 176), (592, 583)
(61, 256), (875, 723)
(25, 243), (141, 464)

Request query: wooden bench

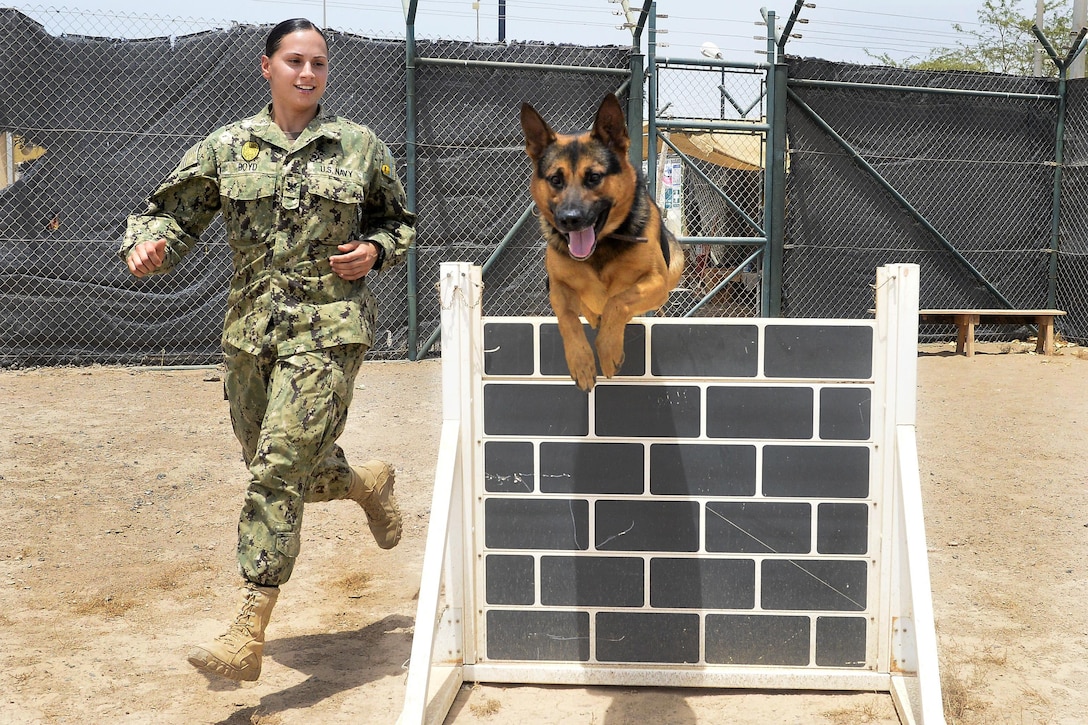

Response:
(918, 309), (1067, 356)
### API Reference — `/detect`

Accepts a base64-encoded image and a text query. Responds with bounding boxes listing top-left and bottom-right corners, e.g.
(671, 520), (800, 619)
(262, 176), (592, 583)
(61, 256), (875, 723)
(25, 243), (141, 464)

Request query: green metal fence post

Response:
(627, 51), (644, 170)
(627, 1), (654, 170)
(764, 60), (787, 318)
(761, 10), (785, 317)
(646, 4), (658, 199)
(1048, 67), (1068, 310)
(1033, 24), (1086, 310)
(404, 1), (420, 359)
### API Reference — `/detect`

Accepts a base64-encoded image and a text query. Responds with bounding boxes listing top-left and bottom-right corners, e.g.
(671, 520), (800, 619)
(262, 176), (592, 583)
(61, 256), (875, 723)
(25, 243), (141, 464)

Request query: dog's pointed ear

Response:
(591, 93), (630, 155)
(520, 102), (555, 161)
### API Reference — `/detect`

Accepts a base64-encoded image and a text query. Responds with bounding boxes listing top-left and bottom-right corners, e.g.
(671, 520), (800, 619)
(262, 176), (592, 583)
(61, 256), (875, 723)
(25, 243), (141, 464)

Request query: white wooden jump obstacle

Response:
(399, 262), (944, 725)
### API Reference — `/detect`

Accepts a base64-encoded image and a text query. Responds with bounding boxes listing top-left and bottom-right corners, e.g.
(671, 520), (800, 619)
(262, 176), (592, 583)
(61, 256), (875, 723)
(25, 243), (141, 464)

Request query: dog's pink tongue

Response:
(567, 227), (596, 259)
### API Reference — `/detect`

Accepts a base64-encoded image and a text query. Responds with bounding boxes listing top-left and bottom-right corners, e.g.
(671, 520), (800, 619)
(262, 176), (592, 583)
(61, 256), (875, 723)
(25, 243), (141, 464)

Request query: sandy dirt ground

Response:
(1, 340), (1086, 725)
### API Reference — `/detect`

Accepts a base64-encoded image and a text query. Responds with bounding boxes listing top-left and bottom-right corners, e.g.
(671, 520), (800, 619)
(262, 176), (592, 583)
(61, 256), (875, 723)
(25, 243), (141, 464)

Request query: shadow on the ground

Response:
(203, 613), (414, 724)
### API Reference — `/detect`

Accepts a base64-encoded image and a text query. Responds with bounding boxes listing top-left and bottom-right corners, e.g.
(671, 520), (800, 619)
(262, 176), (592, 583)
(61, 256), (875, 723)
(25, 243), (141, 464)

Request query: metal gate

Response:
(646, 9), (782, 321)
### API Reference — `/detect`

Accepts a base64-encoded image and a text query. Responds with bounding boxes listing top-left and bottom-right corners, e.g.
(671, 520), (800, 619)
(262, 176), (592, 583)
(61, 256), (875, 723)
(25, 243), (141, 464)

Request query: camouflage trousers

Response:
(224, 341), (367, 587)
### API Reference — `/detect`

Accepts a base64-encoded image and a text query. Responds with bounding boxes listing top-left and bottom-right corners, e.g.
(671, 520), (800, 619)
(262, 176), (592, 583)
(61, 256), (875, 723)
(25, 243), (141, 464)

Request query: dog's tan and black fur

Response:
(520, 93), (684, 391)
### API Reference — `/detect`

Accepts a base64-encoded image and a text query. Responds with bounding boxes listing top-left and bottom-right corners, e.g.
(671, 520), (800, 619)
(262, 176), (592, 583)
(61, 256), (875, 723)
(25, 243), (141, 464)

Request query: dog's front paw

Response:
(598, 349), (625, 379)
(595, 335), (625, 379)
(566, 349), (598, 392)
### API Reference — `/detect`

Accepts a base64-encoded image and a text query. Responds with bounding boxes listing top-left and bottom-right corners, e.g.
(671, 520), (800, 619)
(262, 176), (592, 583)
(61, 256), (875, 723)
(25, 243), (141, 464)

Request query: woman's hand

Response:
(126, 239), (168, 277)
(330, 240), (380, 281)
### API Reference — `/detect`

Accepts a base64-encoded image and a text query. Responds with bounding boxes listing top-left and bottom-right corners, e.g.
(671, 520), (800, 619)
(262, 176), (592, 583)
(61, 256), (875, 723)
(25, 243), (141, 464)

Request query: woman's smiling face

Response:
(261, 28), (329, 117)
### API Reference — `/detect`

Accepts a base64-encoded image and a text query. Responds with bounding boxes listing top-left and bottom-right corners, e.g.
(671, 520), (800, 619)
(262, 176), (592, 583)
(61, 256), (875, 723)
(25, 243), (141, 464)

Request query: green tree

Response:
(869, 0), (1076, 76)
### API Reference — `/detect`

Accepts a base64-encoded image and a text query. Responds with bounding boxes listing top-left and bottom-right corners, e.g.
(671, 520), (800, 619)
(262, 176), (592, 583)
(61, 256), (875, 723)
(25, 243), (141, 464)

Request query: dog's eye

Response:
(585, 171), (603, 186)
(547, 173), (564, 189)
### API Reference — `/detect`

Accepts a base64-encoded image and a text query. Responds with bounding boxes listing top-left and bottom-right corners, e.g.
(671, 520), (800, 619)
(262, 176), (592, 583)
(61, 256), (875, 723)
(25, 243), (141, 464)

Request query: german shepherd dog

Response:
(520, 93), (684, 391)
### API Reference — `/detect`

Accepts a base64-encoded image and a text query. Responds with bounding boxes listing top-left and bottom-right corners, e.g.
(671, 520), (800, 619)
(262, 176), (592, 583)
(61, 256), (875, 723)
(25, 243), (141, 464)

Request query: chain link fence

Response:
(0, 6), (629, 366)
(409, 40), (629, 356)
(782, 59), (1086, 343)
(2, 6), (1086, 368)
(1060, 80), (1088, 339)
(651, 61), (768, 319)
(1, 7), (418, 365)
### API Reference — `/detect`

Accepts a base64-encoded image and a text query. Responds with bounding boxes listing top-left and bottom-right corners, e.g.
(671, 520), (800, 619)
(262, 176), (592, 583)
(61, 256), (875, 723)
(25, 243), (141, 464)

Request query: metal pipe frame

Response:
(654, 118), (769, 132)
(414, 56), (629, 76)
(655, 57), (769, 71)
(790, 77), (1059, 102)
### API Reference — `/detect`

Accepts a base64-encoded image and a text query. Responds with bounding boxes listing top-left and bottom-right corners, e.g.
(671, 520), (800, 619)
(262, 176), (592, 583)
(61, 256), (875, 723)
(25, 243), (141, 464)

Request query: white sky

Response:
(18, 0), (1067, 66)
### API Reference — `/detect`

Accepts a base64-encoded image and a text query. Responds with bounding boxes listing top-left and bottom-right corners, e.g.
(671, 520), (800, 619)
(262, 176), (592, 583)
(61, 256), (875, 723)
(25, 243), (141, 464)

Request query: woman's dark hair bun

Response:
(265, 18), (326, 58)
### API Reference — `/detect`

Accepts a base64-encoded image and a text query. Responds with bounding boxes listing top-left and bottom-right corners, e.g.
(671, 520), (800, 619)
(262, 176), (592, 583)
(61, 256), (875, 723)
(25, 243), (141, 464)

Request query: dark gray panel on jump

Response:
(540, 555), (644, 607)
(594, 385), (701, 438)
(486, 609), (591, 661)
(705, 502), (812, 554)
(595, 611), (700, 663)
(483, 383), (589, 436)
(484, 322), (536, 376)
(819, 387), (872, 441)
(539, 323), (567, 375)
(649, 557), (756, 609)
(478, 316), (883, 673)
(815, 616), (868, 668)
(706, 386), (814, 439)
(705, 614), (811, 666)
(539, 441), (644, 495)
(764, 325), (873, 379)
(817, 503), (870, 555)
(539, 322), (646, 377)
(761, 559), (867, 611)
(484, 498), (589, 550)
(762, 445), (870, 498)
(594, 500), (701, 552)
(649, 324), (759, 377)
(485, 555), (536, 605)
(648, 443), (757, 496)
(700, 502), (813, 553)
(484, 441), (535, 493)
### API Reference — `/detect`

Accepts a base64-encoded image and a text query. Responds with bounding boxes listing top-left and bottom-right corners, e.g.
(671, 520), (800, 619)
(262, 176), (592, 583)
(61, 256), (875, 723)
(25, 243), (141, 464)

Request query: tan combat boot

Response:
(187, 581), (279, 681)
(348, 460), (402, 549)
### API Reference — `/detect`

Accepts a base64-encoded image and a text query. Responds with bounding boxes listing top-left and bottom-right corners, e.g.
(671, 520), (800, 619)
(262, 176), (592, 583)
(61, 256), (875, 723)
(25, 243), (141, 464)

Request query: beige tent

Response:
(642, 123), (764, 172)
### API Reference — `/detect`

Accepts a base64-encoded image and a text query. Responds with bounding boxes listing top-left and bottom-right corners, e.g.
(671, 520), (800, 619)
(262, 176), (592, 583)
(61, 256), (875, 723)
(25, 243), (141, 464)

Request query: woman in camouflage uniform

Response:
(120, 18), (416, 682)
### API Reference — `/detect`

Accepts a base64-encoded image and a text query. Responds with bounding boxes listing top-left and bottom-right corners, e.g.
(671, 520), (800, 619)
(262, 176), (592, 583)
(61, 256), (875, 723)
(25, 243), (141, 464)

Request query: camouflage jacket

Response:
(121, 104), (416, 355)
